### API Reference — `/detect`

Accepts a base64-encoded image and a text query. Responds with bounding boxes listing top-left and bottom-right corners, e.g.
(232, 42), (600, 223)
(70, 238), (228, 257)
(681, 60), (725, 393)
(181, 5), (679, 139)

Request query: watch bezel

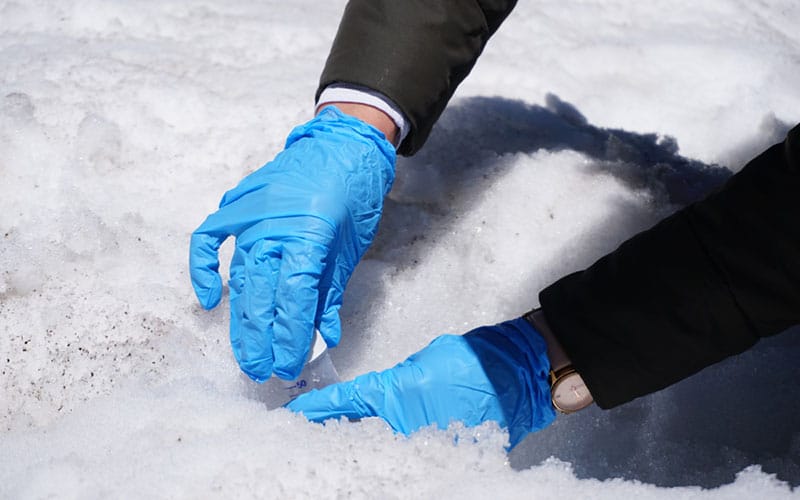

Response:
(550, 366), (594, 414)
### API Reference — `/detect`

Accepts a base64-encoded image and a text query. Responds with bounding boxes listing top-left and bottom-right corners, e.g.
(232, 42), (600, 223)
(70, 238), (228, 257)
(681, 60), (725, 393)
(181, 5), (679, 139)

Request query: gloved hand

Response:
(190, 106), (396, 382)
(287, 317), (557, 448)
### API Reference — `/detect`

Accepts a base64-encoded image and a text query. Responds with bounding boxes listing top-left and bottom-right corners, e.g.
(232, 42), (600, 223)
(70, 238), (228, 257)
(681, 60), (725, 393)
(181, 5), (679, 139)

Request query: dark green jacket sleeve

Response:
(540, 124), (800, 409)
(317, 0), (517, 155)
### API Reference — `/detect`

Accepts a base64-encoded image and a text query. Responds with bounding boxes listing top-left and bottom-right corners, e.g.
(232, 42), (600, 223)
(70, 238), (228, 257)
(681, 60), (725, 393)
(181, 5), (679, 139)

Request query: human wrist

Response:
(523, 309), (571, 372)
(524, 308), (594, 413)
(467, 318), (557, 441)
(317, 102), (399, 145)
(316, 84), (409, 146)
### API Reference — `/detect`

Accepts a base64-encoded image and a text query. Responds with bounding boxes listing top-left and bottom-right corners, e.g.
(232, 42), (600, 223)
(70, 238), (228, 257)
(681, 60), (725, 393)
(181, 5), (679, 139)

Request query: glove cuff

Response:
(465, 318), (557, 445)
(286, 106), (397, 173)
(506, 317), (559, 437)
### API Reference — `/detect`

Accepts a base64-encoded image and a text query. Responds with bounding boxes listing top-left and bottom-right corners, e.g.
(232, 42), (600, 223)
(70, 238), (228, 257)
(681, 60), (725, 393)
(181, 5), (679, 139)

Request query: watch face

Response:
(552, 372), (593, 413)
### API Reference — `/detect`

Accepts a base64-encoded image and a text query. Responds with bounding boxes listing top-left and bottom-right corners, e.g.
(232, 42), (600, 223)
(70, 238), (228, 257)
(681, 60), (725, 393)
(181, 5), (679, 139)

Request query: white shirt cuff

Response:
(316, 85), (410, 147)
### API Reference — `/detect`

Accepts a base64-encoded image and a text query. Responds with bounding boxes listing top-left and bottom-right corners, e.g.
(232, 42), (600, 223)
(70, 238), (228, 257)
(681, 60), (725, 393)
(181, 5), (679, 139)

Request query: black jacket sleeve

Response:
(317, 0), (518, 156)
(540, 125), (800, 409)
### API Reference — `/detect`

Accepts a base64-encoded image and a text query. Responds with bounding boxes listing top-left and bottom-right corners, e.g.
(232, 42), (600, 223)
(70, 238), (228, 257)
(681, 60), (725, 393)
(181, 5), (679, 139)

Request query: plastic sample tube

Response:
(249, 330), (340, 409)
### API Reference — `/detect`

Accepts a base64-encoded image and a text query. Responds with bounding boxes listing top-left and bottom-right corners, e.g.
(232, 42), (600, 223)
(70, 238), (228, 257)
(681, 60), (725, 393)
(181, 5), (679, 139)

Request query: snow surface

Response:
(1, 0), (799, 497)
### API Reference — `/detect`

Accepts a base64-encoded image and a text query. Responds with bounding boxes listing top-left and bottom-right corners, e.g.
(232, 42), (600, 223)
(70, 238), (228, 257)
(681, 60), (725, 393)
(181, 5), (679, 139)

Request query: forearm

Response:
(319, 0), (518, 155)
(539, 124), (800, 409)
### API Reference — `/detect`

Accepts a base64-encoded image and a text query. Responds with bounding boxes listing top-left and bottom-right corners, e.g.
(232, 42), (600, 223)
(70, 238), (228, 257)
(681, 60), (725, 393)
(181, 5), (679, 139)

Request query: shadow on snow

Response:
(335, 94), (798, 488)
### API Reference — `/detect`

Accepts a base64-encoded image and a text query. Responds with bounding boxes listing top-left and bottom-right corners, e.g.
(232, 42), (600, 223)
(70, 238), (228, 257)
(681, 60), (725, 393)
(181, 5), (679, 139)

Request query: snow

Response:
(1, 0), (799, 498)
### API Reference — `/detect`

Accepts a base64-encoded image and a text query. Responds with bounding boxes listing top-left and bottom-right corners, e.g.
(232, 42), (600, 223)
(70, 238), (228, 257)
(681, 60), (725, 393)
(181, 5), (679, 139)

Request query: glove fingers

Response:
(317, 286), (343, 348)
(315, 234), (354, 348)
(230, 240), (281, 382)
(289, 365), (430, 436)
(189, 230), (227, 309)
(190, 196), (271, 309)
(272, 238), (329, 379)
(286, 372), (383, 422)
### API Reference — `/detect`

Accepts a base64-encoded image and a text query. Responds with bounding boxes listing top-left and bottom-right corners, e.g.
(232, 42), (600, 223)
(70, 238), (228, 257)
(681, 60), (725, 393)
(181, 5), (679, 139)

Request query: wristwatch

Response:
(524, 309), (594, 414)
(549, 365), (593, 414)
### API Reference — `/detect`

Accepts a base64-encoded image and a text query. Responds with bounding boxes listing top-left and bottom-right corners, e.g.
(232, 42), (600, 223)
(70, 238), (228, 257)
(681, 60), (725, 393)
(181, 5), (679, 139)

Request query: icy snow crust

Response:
(1, 0), (799, 497)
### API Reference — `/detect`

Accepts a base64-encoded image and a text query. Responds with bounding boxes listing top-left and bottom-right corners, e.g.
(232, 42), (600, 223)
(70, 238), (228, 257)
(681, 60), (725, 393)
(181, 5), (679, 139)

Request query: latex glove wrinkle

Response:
(288, 317), (557, 448)
(190, 106), (396, 382)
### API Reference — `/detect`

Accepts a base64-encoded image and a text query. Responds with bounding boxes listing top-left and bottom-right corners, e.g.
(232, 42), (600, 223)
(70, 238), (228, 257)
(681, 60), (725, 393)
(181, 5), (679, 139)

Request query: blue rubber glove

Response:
(189, 106), (396, 382)
(287, 317), (557, 448)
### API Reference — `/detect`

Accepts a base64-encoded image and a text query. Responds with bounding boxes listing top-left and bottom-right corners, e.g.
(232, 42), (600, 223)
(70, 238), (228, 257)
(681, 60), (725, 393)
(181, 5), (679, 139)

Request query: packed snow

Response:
(1, 0), (799, 498)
